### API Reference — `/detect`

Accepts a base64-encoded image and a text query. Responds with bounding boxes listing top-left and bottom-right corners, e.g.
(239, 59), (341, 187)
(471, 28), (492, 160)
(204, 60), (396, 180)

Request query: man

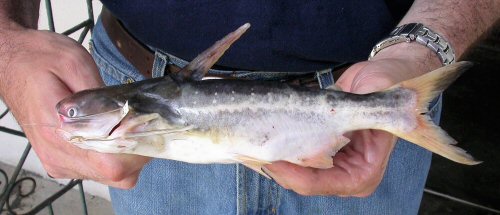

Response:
(0, 0), (498, 214)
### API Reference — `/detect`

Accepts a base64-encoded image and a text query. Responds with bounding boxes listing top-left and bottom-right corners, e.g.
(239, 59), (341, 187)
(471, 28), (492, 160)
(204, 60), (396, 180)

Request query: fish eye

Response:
(67, 107), (78, 118)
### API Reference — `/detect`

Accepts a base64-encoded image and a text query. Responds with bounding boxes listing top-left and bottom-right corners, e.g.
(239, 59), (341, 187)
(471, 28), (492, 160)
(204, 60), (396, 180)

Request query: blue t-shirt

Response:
(100, 1), (412, 71)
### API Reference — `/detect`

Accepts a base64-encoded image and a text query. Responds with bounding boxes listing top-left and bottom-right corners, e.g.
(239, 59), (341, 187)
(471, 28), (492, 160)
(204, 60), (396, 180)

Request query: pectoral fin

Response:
(109, 113), (161, 138)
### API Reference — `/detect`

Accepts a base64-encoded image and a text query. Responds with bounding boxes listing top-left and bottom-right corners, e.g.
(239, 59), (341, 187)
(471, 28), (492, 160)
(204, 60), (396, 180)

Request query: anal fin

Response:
(299, 155), (334, 169)
(235, 155), (272, 179)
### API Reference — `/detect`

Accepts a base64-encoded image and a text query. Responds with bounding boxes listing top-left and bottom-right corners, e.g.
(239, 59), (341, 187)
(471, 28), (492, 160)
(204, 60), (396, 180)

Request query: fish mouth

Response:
(108, 120), (122, 136)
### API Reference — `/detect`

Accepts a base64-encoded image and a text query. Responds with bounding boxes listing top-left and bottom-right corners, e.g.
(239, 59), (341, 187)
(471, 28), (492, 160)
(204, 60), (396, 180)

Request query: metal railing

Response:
(0, 0), (94, 214)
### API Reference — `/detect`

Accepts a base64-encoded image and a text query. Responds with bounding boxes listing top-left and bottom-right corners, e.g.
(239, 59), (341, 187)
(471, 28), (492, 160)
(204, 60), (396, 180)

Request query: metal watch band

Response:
(369, 23), (455, 65)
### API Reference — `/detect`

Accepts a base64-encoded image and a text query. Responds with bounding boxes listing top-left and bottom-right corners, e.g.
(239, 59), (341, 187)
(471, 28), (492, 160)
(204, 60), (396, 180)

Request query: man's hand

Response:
(263, 43), (441, 197)
(0, 27), (149, 189)
(263, 0), (500, 197)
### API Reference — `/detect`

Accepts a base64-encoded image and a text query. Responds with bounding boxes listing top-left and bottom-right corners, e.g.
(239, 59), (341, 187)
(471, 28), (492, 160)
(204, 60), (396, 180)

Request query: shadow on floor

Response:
(419, 25), (500, 214)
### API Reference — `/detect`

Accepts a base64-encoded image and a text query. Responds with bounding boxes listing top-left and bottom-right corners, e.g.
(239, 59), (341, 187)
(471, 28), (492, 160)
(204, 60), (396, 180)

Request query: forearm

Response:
(400, 0), (500, 59)
(371, 0), (500, 76)
(0, 0), (40, 29)
(0, 0), (40, 99)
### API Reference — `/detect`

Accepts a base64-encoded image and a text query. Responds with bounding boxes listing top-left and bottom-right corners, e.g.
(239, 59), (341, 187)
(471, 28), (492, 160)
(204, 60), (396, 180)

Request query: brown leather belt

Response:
(101, 7), (156, 78)
(100, 7), (238, 79)
(100, 7), (346, 86)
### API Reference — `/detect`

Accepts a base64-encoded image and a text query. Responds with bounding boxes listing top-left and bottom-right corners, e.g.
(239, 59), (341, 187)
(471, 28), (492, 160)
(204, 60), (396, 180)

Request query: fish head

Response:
(56, 88), (129, 142)
(55, 87), (177, 154)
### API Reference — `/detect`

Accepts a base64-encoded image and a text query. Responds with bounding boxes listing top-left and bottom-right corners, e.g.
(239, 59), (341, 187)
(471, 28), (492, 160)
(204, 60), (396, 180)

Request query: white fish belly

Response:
(130, 111), (349, 167)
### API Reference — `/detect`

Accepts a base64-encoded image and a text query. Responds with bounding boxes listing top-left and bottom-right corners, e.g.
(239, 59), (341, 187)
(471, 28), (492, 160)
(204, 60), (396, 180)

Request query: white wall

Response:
(0, 0), (110, 200)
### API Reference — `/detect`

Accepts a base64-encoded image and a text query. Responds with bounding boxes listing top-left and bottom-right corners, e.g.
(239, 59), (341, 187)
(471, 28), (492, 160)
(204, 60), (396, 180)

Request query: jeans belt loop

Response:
(316, 68), (334, 89)
(152, 51), (169, 78)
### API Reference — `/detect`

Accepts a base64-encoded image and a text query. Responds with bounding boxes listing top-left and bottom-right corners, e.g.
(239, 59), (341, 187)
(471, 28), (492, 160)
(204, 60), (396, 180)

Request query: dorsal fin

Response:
(170, 23), (251, 81)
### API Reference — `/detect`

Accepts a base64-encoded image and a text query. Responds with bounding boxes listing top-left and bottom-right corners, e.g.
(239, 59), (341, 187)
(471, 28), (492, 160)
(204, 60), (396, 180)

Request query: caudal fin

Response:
(390, 61), (480, 165)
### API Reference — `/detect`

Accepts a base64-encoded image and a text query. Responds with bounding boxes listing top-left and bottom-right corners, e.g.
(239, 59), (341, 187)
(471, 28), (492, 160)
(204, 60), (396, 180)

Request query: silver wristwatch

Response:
(369, 23), (455, 65)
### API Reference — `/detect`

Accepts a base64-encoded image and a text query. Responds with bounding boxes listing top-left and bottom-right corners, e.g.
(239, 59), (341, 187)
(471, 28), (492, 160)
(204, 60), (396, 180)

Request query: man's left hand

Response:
(263, 44), (441, 196)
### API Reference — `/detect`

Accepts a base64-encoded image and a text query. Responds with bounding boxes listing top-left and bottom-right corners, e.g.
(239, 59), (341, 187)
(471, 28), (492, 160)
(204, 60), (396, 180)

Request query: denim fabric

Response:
(91, 18), (439, 215)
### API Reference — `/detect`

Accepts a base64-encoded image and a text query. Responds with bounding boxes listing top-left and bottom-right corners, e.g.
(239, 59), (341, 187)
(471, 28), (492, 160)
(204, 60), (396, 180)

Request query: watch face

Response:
(391, 23), (422, 37)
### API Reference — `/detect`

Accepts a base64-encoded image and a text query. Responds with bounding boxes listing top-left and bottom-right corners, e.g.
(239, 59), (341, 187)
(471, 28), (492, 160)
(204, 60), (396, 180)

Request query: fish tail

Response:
(389, 61), (480, 165)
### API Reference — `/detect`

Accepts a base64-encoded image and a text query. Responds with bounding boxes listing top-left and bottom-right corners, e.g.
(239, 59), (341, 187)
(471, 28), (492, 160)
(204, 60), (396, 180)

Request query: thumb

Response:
(55, 48), (104, 93)
(347, 59), (419, 94)
(36, 31), (105, 92)
(335, 61), (396, 94)
(350, 73), (395, 94)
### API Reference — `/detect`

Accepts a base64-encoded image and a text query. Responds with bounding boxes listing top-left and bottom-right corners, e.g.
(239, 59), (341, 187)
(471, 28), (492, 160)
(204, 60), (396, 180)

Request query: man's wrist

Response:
(0, 23), (26, 98)
(0, 0), (40, 30)
(0, 19), (26, 32)
(395, 1), (500, 60)
(369, 23), (456, 66)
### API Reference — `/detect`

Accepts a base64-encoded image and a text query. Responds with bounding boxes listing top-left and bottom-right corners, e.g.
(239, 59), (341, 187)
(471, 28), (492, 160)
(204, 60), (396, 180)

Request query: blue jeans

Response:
(91, 18), (439, 215)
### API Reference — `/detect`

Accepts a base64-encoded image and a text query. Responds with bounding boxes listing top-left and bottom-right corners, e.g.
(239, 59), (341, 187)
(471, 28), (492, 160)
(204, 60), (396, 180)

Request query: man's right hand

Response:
(0, 25), (150, 189)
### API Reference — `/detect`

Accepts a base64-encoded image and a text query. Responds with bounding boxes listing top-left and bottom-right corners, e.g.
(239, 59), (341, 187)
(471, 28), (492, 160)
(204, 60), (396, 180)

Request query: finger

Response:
(347, 130), (397, 164)
(46, 163), (142, 190)
(264, 131), (398, 196)
(50, 45), (104, 92)
(45, 152), (147, 190)
(265, 161), (378, 197)
(86, 152), (151, 182)
(264, 162), (352, 196)
(42, 162), (85, 179)
(18, 31), (104, 92)
(335, 62), (371, 91)
(97, 169), (142, 189)
(350, 73), (395, 94)
(36, 129), (149, 185)
(40, 100), (149, 185)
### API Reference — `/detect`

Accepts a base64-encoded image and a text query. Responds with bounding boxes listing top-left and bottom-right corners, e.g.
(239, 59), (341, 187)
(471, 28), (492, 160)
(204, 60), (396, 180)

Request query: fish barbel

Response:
(56, 23), (479, 177)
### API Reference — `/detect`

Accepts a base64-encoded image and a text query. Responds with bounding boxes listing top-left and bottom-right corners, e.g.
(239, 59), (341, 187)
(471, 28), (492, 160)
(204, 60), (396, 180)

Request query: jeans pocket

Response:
(90, 40), (135, 86)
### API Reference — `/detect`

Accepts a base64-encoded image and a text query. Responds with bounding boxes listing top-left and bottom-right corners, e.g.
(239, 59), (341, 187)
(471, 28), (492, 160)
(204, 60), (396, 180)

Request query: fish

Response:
(55, 23), (479, 178)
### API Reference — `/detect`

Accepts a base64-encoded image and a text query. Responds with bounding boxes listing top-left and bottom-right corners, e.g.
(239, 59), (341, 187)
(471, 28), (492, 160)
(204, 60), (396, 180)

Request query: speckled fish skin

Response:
(56, 63), (479, 173)
(157, 78), (417, 167)
(57, 75), (416, 168)
(56, 24), (479, 176)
